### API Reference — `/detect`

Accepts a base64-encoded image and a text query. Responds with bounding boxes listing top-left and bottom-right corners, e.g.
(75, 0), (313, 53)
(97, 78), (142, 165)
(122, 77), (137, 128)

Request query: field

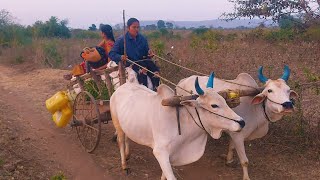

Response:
(0, 28), (319, 180)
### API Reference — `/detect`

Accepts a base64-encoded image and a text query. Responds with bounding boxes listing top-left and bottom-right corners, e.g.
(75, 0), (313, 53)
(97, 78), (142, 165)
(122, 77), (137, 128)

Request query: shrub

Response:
(73, 30), (100, 39)
(0, 25), (32, 46)
(146, 31), (161, 39)
(303, 26), (320, 42)
(264, 29), (295, 42)
(43, 41), (62, 68)
(151, 40), (165, 57)
(192, 27), (209, 35)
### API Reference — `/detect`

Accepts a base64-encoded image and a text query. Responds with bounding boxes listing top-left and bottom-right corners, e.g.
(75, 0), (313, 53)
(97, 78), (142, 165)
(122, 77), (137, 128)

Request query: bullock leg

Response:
(161, 172), (166, 180)
(153, 148), (176, 180)
(110, 104), (129, 173)
(233, 139), (250, 180)
(226, 140), (235, 164)
(125, 135), (131, 160)
(112, 131), (118, 142)
(117, 129), (129, 172)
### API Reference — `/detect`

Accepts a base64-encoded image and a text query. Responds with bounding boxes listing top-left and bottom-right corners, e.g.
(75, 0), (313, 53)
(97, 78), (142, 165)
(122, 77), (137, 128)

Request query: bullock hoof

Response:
(225, 160), (238, 168)
(124, 168), (131, 175)
(112, 134), (117, 142)
(126, 154), (131, 161)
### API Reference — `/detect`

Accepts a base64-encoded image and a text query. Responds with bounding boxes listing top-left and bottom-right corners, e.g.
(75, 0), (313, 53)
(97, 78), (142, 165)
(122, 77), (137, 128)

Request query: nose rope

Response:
(262, 97), (294, 122)
(184, 105), (242, 134)
(266, 97), (286, 106)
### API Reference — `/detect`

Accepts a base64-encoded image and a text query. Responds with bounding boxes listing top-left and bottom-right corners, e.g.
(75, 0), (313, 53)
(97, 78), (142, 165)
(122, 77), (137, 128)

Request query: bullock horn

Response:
(281, 65), (290, 82)
(195, 77), (204, 95)
(206, 72), (215, 89)
(258, 66), (268, 84)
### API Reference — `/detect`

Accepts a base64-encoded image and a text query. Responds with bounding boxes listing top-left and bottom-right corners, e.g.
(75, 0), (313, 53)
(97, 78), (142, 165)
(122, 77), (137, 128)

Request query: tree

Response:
(165, 22), (174, 29)
(32, 16), (71, 38)
(88, 24), (97, 31)
(157, 20), (166, 29)
(145, 24), (157, 30)
(223, 0), (320, 28)
(114, 24), (121, 30)
(0, 9), (13, 27)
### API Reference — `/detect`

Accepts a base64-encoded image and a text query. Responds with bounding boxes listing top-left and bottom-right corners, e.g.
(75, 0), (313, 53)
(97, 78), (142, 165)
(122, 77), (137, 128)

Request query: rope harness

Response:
(184, 105), (242, 134)
(262, 97), (290, 123)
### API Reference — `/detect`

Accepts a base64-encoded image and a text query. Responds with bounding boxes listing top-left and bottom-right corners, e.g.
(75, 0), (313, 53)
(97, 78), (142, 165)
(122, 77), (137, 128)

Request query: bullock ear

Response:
(251, 94), (266, 105)
(290, 90), (299, 99)
(180, 100), (199, 107)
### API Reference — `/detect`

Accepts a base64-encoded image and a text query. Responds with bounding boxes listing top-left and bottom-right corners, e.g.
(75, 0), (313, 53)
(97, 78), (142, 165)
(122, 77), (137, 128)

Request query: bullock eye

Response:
(211, 104), (219, 108)
(268, 89), (273, 93)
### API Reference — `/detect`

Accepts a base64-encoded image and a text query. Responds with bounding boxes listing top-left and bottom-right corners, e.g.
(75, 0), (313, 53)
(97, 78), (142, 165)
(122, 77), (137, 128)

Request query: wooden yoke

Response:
(162, 95), (199, 106)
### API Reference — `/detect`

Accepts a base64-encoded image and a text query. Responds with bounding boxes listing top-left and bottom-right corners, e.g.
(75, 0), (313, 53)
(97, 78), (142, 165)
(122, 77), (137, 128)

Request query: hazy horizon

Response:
(1, 0), (234, 29)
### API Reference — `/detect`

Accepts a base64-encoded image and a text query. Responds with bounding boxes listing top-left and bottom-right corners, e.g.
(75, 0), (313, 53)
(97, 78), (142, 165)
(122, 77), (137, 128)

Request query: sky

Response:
(0, 0), (234, 29)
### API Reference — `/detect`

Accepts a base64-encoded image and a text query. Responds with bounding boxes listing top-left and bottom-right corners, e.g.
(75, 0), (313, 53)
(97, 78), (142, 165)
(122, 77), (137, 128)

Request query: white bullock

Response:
(110, 73), (245, 180)
(176, 66), (298, 180)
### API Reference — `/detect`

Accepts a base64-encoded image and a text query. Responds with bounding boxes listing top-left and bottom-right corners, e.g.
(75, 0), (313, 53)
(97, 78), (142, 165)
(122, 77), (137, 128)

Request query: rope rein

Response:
(154, 54), (260, 91)
(125, 58), (193, 95)
(154, 55), (207, 76)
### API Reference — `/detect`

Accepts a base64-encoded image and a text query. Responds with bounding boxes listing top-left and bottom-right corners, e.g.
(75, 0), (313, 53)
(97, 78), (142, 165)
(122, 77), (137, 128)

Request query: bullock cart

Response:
(66, 63), (126, 153)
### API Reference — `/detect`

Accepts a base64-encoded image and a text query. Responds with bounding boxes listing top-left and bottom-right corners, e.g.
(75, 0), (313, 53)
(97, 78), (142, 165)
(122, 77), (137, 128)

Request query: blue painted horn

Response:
(281, 65), (290, 82)
(258, 66), (268, 84)
(195, 77), (204, 95)
(206, 72), (215, 89)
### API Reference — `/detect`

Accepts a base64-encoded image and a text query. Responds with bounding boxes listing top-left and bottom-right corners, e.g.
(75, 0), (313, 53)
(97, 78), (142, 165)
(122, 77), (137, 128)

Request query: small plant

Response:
(0, 158), (4, 166)
(14, 55), (24, 64)
(50, 172), (67, 180)
(84, 80), (112, 100)
(303, 68), (319, 82)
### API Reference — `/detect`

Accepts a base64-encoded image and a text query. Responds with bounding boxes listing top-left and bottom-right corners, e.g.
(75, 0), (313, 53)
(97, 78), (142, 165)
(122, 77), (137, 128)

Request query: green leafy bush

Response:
(151, 40), (165, 56)
(73, 30), (100, 39)
(43, 41), (62, 68)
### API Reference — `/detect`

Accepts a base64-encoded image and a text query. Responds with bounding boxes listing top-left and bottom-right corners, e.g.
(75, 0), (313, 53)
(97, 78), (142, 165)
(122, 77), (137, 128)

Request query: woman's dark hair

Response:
(127, 18), (139, 27)
(100, 24), (115, 42)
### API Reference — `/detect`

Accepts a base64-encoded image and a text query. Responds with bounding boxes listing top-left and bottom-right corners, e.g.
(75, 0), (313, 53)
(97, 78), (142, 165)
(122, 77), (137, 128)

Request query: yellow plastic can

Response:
(46, 91), (69, 114)
(52, 104), (73, 128)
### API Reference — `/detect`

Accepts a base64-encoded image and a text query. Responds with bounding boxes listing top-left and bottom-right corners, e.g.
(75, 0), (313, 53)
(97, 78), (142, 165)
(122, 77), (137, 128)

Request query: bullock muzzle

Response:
(234, 119), (245, 131)
(281, 101), (294, 109)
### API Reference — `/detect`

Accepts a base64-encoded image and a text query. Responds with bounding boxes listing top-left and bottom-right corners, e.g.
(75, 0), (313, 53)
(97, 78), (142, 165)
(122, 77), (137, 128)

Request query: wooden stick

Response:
(104, 72), (113, 96)
(119, 10), (127, 86)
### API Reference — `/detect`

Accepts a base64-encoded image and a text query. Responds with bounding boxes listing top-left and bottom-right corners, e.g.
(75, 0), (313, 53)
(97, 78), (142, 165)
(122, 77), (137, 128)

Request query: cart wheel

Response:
(72, 91), (101, 153)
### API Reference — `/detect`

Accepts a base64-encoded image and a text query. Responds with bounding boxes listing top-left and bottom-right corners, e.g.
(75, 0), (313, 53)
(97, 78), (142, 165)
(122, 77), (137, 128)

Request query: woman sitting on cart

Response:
(81, 24), (116, 71)
(109, 18), (160, 91)
(64, 24), (115, 79)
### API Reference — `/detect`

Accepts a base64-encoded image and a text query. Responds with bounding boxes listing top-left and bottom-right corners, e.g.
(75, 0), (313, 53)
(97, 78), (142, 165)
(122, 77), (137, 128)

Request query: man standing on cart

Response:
(109, 18), (160, 91)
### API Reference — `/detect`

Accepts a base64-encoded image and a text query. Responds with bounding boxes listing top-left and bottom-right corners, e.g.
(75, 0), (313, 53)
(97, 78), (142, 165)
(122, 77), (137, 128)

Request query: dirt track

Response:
(0, 64), (319, 180)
